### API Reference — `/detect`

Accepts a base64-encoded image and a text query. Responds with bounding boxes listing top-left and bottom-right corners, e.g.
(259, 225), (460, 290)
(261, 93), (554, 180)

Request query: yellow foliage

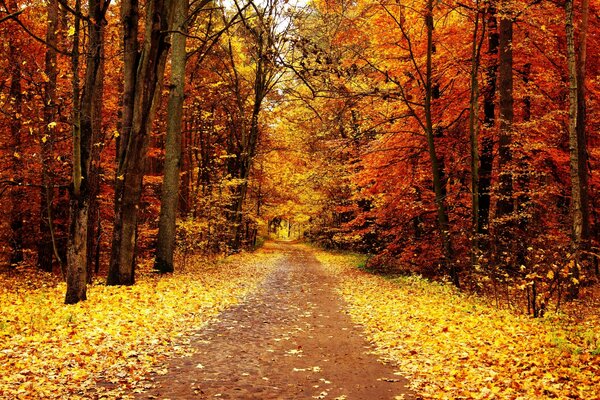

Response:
(316, 253), (600, 400)
(0, 250), (280, 399)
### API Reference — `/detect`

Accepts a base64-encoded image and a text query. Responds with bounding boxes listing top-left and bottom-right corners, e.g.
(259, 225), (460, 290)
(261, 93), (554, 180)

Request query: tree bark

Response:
(155, 0), (188, 273)
(8, 26), (23, 268)
(108, 0), (175, 285)
(495, 0), (514, 271)
(477, 4), (498, 236)
(37, 0), (59, 272)
(565, 0), (582, 299)
(424, 0), (458, 287)
(65, 0), (87, 304)
(65, 201), (88, 304)
(86, 0), (106, 281)
(65, 0), (107, 303)
(576, 0), (590, 247)
(469, 3), (484, 268)
(496, 0), (514, 219)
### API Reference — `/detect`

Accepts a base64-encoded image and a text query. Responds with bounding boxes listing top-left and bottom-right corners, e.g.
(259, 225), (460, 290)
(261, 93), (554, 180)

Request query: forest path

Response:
(136, 242), (415, 400)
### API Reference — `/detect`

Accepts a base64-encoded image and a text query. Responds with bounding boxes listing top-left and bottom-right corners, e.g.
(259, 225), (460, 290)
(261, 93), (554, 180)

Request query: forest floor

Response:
(2, 242), (600, 399)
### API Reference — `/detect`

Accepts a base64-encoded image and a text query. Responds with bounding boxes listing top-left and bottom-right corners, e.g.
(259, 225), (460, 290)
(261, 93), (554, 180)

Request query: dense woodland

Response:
(0, 0), (599, 313)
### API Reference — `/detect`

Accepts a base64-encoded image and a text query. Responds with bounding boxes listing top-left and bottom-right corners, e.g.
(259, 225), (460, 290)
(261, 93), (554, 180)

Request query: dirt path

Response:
(137, 243), (415, 399)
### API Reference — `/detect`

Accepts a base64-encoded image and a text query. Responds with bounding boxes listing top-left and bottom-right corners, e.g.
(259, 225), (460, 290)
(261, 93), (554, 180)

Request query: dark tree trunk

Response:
(66, 200), (88, 304)
(65, 0), (87, 304)
(8, 28), (23, 267)
(478, 4), (498, 235)
(576, 0), (590, 250)
(65, 0), (108, 304)
(496, 3), (514, 219)
(424, 1), (458, 287)
(155, 0), (188, 273)
(37, 0), (59, 272)
(469, 4), (484, 268)
(86, 0), (106, 281)
(565, 0), (584, 300)
(494, 0), (514, 271)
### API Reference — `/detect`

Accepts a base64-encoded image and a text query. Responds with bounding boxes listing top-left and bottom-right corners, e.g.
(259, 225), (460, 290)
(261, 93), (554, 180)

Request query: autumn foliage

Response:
(1, 0), (600, 396)
(272, 0), (600, 313)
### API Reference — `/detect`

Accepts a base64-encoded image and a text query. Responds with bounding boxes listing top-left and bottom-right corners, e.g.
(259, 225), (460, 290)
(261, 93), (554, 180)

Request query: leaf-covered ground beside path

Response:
(316, 252), (600, 400)
(0, 250), (281, 399)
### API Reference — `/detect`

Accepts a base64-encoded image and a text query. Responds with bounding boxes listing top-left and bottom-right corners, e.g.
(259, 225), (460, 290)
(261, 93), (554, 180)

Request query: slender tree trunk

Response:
(65, 0), (88, 304)
(478, 4), (498, 236)
(36, 0), (59, 272)
(566, 0), (582, 299)
(65, 0), (108, 303)
(495, 0), (514, 269)
(8, 29), (23, 268)
(576, 0), (590, 250)
(496, 0), (514, 217)
(108, 0), (175, 285)
(109, 0), (139, 285)
(424, 0), (458, 287)
(469, 3), (484, 268)
(155, 0), (188, 273)
(86, 0), (106, 281)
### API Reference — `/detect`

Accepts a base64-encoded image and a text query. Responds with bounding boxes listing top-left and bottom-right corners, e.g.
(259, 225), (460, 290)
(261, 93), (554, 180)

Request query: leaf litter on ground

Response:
(315, 252), (600, 400)
(0, 250), (281, 399)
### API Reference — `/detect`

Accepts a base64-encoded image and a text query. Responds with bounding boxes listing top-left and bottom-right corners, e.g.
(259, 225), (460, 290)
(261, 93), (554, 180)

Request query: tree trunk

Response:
(86, 0), (106, 281)
(469, 3), (484, 268)
(565, 0), (582, 299)
(495, 0), (514, 269)
(424, 0), (458, 287)
(155, 0), (188, 273)
(478, 4), (498, 236)
(65, 0), (106, 303)
(36, 0), (59, 272)
(108, 0), (175, 285)
(496, 0), (514, 218)
(108, 0), (139, 285)
(65, 200), (88, 304)
(576, 0), (590, 252)
(65, 0), (86, 303)
(8, 27), (23, 267)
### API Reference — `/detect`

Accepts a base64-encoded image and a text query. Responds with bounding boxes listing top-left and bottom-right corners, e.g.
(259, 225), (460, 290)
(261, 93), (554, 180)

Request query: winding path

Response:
(137, 243), (415, 399)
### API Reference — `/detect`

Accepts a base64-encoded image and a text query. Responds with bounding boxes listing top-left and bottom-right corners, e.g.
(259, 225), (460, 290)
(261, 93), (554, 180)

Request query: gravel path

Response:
(137, 243), (415, 399)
